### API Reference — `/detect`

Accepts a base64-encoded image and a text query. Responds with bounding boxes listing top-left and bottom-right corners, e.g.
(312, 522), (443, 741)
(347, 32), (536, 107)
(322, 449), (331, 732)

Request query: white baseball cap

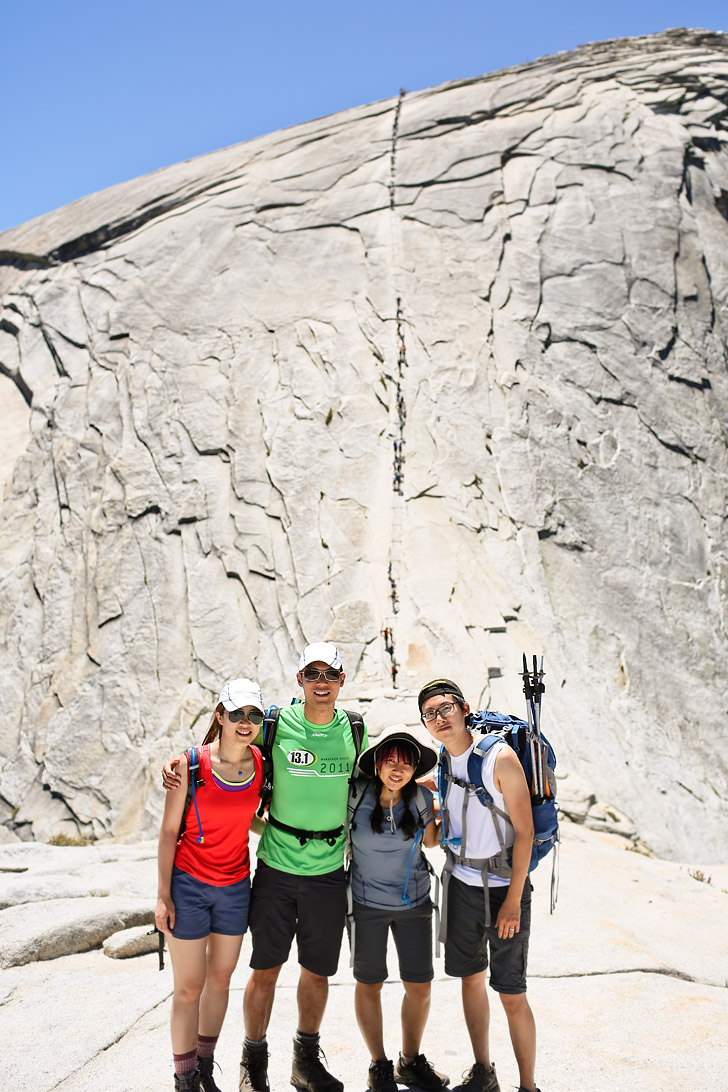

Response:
(218, 678), (265, 713)
(298, 642), (343, 671)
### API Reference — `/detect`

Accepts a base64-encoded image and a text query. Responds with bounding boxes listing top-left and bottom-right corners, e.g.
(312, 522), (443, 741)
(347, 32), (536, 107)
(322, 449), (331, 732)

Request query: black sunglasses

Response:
(227, 708), (264, 725)
(302, 667), (342, 682)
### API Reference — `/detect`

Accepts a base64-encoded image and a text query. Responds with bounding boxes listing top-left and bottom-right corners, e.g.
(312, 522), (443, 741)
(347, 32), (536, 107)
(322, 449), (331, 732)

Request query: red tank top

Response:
(174, 744), (263, 886)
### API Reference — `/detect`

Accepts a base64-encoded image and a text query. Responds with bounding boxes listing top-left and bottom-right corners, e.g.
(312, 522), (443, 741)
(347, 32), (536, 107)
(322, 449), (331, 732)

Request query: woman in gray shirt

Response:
(348, 725), (447, 1092)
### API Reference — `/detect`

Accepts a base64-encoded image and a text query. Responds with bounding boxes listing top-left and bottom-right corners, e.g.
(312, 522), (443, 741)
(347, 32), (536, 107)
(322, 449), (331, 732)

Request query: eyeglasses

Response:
(421, 701), (458, 723)
(302, 667), (342, 683)
(228, 708), (264, 725)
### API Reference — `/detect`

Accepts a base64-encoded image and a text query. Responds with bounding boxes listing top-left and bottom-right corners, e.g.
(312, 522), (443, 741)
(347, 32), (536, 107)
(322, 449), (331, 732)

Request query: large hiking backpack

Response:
(256, 704), (365, 846)
(464, 709), (559, 872)
(437, 708), (559, 935)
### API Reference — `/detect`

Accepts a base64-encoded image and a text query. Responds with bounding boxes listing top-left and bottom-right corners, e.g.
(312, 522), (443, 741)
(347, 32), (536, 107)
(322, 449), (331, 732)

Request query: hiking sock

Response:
(174, 1049), (198, 1075)
(295, 1031), (320, 1046)
(244, 1036), (269, 1051)
(197, 1035), (218, 1059)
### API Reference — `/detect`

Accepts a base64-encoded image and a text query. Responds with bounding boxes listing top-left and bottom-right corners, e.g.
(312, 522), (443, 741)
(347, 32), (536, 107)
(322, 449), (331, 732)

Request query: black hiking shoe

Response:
(196, 1056), (222, 1092)
(368, 1058), (399, 1092)
(451, 1063), (500, 1092)
(174, 1072), (201, 1091)
(291, 1037), (343, 1092)
(240, 1044), (270, 1092)
(394, 1053), (449, 1091)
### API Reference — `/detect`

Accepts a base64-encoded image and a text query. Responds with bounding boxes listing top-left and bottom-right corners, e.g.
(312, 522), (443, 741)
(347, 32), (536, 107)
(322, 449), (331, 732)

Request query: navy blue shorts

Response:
(170, 867), (251, 940)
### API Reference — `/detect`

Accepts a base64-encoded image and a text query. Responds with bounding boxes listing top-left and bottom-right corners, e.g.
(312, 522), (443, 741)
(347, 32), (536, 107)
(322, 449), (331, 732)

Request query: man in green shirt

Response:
(241, 642), (368, 1092)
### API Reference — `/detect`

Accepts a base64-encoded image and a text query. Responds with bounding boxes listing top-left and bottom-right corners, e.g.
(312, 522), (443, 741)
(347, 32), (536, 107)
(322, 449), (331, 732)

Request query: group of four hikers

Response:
(156, 641), (542, 1092)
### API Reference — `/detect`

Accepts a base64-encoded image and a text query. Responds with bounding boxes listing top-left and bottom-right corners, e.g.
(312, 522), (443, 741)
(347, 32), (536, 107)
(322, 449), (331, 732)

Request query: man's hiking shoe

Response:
(196, 1056), (222, 1092)
(240, 1044), (270, 1092)
(368, 1058), (399, 1092)
(291, 1037), (343, 1092)
(174, 1073), (201, 1092)
(451, 1063), (500, 1092)
(394, 1053), (449, 1091)
(517, 1087), (541, 1091)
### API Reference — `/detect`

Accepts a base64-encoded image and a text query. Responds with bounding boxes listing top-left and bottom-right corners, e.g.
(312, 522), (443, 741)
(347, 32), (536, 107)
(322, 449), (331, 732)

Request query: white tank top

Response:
(445, 737), (513, 887)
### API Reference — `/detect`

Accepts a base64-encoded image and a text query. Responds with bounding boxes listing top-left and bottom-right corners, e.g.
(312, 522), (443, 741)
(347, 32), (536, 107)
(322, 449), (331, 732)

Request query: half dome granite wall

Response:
(0, 28), (726, 858)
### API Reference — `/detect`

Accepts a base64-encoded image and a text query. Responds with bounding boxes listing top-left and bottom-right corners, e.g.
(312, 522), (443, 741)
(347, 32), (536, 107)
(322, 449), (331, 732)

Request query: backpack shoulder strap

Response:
(413, 785), (431, 828)
(181, 747), (206, 845)
(470, 731), (501, 771)
(256, 707), (280, 818)
(347, 774), (370, 823)
(344, 710), (365, 760)
(262, 706), (281, 753)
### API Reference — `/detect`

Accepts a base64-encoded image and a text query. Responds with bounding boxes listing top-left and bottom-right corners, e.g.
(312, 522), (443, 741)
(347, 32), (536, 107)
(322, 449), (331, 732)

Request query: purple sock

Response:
(173, 1049), (197, 1075)
(197, 1035), (218, 1059)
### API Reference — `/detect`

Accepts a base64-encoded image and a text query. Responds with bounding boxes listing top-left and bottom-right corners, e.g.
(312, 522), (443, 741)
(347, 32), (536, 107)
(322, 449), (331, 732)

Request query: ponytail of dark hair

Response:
(201, 704), (224, 746)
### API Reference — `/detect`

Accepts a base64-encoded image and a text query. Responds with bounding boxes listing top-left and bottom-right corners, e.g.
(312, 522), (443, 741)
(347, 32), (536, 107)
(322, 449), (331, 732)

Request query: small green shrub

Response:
(48, 833), (91, 847)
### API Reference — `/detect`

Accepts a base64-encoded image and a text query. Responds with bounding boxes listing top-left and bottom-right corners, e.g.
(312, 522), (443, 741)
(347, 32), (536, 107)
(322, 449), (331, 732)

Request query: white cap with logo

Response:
(218, 678), (265, 713)
(298, 642), (343, 671)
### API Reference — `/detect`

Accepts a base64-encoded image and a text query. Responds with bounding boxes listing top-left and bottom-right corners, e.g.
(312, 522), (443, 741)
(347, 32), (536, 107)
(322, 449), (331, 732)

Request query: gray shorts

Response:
(350, 899), (434, 984)
(444, 876), (532, 993)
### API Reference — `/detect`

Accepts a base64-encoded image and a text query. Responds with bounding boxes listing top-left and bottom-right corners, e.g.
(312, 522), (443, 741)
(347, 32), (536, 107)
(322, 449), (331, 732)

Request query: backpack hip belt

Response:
(267, 814), (344, 847)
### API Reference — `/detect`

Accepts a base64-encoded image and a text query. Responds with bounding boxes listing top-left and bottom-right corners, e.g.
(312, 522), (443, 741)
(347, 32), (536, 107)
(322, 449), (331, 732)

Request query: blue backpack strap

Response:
(188, 746), (205, 845)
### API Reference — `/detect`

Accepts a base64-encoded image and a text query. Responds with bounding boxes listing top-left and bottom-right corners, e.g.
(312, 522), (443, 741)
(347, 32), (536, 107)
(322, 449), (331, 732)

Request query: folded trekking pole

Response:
(521, 653), (549, 803)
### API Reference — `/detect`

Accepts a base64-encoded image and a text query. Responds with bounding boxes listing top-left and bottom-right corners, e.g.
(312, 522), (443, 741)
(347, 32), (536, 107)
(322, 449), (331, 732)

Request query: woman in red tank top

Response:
(156, 678), (265, 1092)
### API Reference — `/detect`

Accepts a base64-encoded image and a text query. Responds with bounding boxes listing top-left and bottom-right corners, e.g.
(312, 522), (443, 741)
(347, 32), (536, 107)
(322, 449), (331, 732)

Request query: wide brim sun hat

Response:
(357, 723), (438, 780)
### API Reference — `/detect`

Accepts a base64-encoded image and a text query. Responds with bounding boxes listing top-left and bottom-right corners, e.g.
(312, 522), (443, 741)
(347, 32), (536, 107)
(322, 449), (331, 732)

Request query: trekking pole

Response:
(532, 650), (543, 799)
(532, 655), (550, 800)
(532, 654), (548, 799)
(521, 654), (541, 800)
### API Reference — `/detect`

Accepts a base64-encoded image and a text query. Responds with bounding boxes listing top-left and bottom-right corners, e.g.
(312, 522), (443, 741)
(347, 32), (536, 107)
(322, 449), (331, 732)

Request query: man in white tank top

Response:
(418, 679), (540, 1092)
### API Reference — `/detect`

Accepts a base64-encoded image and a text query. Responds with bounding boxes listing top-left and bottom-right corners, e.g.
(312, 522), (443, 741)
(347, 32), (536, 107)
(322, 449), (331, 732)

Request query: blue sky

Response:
(2, 0), (726, 233)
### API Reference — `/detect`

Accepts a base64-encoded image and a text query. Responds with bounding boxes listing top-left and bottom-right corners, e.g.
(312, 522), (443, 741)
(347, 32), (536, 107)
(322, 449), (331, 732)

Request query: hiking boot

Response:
(451, 1063), (500, 1092)
(174, 1072), (201, 1092)
(240, 1044), (270, 1092)
(291, 1037), (343, 1092)
(196, 1056), (222, 1092)
(368, 1058), (399, 1092)
(394, 1053), (450, 1091)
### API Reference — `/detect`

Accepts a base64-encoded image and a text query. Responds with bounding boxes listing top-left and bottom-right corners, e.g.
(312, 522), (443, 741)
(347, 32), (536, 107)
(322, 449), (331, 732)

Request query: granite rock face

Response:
(0, 29), (727, 858)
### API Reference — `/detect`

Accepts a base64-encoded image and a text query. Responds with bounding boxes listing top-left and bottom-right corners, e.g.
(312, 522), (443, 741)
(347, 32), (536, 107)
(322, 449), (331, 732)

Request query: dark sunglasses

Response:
(227, 708), (264, 725)
(302, 667), (342, 682)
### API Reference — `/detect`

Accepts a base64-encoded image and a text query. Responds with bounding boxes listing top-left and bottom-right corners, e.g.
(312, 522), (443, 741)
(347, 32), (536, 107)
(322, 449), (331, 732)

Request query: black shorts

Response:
(350, 900), (434, 985)
(249, 860), (347, 977)
(444, 877), (532, 993)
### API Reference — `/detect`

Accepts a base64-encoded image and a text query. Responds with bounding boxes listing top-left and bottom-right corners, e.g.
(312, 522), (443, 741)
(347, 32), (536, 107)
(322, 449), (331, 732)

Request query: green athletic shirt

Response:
(257, 704), (368, 876)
